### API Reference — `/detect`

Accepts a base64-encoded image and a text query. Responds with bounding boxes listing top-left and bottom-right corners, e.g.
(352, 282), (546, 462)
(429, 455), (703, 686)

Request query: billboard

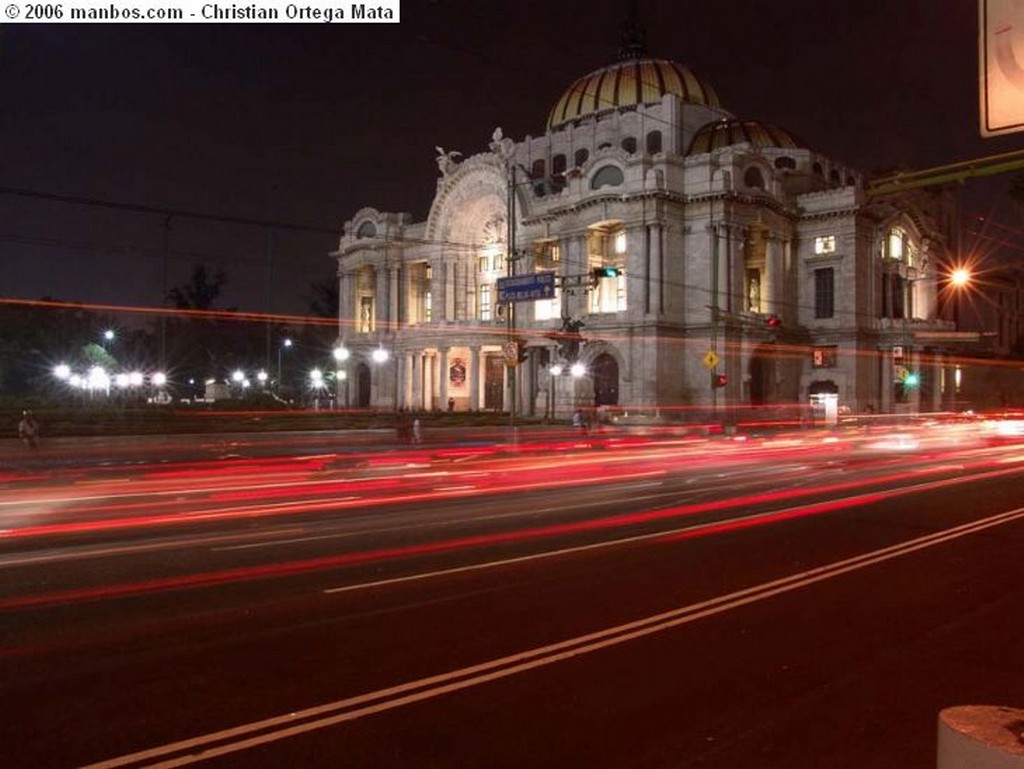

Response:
(980, 0), (1024, 136)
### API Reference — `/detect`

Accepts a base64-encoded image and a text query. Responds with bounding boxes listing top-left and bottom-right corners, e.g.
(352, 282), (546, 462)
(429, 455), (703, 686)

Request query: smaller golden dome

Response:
(687, 119), (807, 155)
(547, 58), (720, 132)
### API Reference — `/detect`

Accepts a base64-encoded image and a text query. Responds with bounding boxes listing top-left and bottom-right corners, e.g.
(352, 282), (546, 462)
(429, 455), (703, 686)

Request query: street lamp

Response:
(277, 338), (293, 387)
(949, 266), (973, 329)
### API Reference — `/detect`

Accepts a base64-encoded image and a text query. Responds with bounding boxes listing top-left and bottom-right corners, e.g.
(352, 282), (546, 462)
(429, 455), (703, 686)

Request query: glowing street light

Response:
(152, 372), (167, 387)
(950, 267), (972, 288)
(372, 346), (389, 364)
(332, 345), (350, 362)
(53, 363), (71, 380)
(570, 362), (586, 378)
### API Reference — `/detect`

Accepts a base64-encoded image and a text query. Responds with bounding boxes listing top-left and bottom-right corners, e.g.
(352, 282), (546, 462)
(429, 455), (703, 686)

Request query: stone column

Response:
(648, 223), (663, 316)
(439, 347), (449, 410)
(388, 266), (400, 332)
(470, 346), (481, 411)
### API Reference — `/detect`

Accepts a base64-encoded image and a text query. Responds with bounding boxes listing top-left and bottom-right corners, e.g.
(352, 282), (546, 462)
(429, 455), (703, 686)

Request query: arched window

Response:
(621, 136), (637, 154)
(591, 165), (624, 190)
(813, 162), (824, 177)
(356, 220), (377, 239)
(774, 156), (796, 170)
(531, 159), (546, 179)
(744, 166), (765, 190)
(829, 169), (841, 186)
(551, 153), (567, 192)
(645, 130), (662, 154)
(574, 148), (589, 168)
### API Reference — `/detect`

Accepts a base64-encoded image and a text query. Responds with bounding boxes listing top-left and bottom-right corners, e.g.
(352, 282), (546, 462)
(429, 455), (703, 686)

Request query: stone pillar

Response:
(439, 347), (449, 410)
(388, 266), (400, 332)
(470, 346), (481, 411)
(401, 353), (413, 410)
(410, 353), (421, 410)
(338, 272), (352, 338)
(444, 258), (456, 321)
(648, 223), (662, 316)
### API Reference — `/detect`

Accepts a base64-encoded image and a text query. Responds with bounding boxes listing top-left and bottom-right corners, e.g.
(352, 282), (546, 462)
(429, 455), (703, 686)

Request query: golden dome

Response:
(687, 118), (807, 155)
(547, 57), (720, 132)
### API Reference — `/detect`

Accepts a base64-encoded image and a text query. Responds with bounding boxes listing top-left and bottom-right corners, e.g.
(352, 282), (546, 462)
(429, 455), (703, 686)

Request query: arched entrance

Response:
(355, 363), (371, 408)
(592, 353), (619, 406)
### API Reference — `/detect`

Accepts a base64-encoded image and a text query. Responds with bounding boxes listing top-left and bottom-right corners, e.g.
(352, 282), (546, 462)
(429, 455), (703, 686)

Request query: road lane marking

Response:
(83, 504), (1024, 768)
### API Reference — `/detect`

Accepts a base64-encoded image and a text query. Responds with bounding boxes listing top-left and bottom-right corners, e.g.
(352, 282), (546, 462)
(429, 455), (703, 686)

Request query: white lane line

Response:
(82, 504), (1024, 769)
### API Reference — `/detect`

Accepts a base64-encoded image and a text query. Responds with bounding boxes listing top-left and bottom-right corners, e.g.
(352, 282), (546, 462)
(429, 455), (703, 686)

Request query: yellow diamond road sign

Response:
(703, 350), (719, 370)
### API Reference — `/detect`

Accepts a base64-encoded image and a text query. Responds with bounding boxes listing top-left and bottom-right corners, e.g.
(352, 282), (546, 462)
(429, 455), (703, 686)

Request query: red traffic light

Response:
(766, 314), (781, 328)
(713, 373), (728, 388)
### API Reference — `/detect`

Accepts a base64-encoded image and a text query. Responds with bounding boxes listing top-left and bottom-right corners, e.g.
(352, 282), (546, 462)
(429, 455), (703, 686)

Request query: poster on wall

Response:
(449, 358), (466, 389)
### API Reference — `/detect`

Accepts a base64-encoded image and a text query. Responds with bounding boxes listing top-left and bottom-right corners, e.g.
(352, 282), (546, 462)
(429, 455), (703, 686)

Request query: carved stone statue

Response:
(435, 146), (462, 176)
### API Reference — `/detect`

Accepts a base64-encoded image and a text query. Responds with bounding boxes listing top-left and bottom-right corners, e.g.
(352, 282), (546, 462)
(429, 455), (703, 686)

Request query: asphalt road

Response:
(1, 430), (1022, 768)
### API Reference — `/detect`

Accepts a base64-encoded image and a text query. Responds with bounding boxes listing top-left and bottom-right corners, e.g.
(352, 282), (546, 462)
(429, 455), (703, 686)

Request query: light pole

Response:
(949, 266), (972, 329)
(277, 338), (292, 388)
(489, 127), (519, 431)
(333, 344), (350, 407)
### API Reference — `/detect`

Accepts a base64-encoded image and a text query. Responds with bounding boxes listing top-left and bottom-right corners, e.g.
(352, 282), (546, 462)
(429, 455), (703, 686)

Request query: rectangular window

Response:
(479, 284), (492, 320)
(534, 286), (561, 321)
(811, 346), (838, 368)
(814, 268), (834, 319)
(589, 271), (627, 314)
(814, 235), (836, 255)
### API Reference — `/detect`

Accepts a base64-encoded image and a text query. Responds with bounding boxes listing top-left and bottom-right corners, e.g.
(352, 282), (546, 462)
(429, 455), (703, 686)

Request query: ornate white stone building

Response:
(331, 20), (961, 420)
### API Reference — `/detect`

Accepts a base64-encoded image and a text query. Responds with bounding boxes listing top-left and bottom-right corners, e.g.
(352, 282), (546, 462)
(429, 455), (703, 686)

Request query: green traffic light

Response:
(904, 372), (920, 387)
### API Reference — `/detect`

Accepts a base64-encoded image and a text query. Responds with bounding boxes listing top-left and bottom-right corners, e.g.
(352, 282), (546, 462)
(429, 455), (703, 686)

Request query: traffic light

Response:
(903, 371), (920, 388)
(592, 266), (622, 280)
(713, 373), (728, 388)
(765, 314), (781, 328)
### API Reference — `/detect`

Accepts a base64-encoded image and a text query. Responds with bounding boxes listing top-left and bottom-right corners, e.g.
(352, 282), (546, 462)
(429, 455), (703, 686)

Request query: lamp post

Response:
(333, 344), (350, 407)
(489, 127), (519, 432)
(950, 267), (972, 329)
(277, 338), (292, 388)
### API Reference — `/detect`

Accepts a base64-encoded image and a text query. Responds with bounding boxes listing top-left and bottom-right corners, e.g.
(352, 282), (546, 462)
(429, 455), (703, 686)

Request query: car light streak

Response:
(3, 463), (1021, 613)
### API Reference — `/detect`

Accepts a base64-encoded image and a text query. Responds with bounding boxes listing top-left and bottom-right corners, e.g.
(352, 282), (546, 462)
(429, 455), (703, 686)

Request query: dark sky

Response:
(3, 0), (1023, 315)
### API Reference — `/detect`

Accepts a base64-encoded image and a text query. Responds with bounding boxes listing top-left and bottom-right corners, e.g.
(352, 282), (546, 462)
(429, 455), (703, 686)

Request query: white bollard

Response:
(937, 706), (1024, 769)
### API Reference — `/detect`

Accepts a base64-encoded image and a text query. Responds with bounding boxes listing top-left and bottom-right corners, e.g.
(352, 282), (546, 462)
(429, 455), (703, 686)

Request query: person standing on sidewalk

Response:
(18, 410), (40, 448)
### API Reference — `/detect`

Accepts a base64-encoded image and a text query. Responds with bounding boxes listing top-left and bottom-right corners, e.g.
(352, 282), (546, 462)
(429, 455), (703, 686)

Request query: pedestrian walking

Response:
(18, 410), (40, 448)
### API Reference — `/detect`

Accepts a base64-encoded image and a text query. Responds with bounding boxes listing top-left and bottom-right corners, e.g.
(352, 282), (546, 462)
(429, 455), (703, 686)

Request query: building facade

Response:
(331, 33), (963, 420)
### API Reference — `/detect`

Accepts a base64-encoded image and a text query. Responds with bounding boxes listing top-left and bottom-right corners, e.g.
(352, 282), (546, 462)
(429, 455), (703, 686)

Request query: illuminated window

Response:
(614, 230), (627, 255)
(888, 227), (906, 260)
(533, 240), (560, 267)
(811, 346), (838, 368)
(814, 235), (836, 255)
(535, 285), (560, 321)
(479, 284), (493, 320)
(590, 271), (626, 314)
(424, 291), (432, 323)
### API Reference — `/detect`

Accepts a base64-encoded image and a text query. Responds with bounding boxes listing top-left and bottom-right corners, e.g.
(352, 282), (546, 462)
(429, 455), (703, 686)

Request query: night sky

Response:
(3, 0), (1023, 315)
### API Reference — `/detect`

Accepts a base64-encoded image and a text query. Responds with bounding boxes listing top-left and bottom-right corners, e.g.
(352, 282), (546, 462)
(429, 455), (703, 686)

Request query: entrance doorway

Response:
(355, 363), (371, 408)
(484, 356), (504, 410)
(592, 353), (619, 406)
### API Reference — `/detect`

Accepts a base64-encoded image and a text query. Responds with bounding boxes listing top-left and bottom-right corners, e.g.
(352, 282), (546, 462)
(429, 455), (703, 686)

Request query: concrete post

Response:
(937, 705), (1024, 769)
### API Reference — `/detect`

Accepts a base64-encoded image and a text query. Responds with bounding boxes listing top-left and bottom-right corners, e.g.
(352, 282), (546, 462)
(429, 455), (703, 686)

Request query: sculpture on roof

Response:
(435, 146), (462, 177)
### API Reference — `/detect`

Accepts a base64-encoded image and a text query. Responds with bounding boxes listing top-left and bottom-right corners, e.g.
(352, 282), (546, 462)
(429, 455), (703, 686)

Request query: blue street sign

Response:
(497, 271), (556, 303)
